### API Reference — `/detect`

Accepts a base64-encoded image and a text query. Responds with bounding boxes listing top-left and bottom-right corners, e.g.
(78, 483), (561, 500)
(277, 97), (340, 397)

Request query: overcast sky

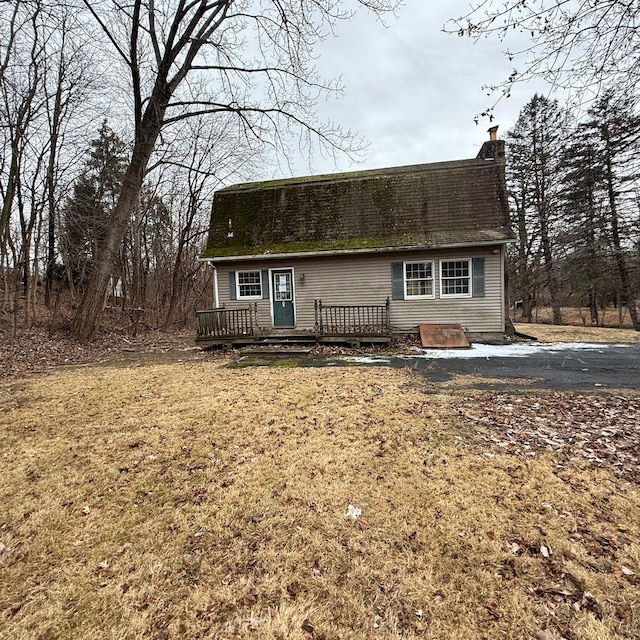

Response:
(283, 0), (551, 177)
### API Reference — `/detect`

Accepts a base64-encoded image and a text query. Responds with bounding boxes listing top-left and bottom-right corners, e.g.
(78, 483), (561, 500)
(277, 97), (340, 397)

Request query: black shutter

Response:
(229, 271), (237, 300)
(472, 258), (485, 298)
(391, 262), (404, 300)
(261, 269), (269, 299)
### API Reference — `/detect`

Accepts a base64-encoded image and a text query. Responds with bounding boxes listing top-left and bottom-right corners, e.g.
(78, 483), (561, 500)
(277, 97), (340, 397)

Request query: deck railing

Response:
(314, 298), (391, 337)
(196, 304), (258, 339)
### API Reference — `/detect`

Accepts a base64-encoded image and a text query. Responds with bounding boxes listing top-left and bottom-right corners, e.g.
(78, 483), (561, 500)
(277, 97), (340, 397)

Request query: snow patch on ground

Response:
(347, 342), (632, 363)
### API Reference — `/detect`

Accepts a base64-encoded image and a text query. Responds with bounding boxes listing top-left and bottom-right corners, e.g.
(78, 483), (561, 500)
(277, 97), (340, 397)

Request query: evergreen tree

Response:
(507, 94), (566, 324)
(581, 91), (640, 330)
(61, 121), (127, 292)
(558, 126), (608, 325)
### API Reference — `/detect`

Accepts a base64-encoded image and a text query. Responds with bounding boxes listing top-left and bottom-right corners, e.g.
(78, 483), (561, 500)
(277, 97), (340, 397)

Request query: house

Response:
(197, 131), (514, 346)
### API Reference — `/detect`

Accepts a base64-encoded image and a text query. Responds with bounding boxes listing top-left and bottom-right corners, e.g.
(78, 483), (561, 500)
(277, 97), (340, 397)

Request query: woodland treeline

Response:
(0, 2), (266, 339)
(507, 92), (640, 330)
(1, 0), (398, 341)
(2, 1), (639, 340)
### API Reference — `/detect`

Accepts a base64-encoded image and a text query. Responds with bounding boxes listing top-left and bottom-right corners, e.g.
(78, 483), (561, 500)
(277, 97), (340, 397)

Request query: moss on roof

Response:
(201, 230), (512, 259)
(201, 236), (391, 259)
(204, 156), (513, 259)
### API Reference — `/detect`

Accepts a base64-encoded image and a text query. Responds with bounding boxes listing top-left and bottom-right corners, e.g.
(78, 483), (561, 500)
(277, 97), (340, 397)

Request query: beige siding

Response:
(210, 246), (505, 334)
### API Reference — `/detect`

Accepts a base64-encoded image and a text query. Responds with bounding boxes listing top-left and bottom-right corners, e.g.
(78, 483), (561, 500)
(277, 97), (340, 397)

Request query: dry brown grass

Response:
(1, 363), (639, 640)
(514, 306), (638, 330)
(514, 322), (640, 344)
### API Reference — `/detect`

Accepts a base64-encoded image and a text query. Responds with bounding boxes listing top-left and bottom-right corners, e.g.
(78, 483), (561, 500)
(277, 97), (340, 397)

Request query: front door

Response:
(271, 269), (295, 328)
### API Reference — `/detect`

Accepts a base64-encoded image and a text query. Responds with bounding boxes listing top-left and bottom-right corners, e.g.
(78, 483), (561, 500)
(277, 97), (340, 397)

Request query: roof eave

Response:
(199, 238), (516, 263)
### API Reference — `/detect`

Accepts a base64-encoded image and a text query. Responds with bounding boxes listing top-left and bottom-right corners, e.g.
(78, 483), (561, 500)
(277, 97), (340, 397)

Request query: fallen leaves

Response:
(458, 392), (640, 482)
(237, 593), (257, 607)
(0, 330), (208, 379)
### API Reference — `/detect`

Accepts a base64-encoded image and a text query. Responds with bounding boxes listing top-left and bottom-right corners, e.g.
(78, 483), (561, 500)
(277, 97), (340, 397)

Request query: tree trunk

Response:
(588, 290), (599, 326)
(71, 84), (167, 340)
(71, 148), (152, 340)
(585, 191), (599, 326)
(45, 66), (64, 308)
(162, 254), (182, 331)
(603, 136), (640, 331)
(540, 229), (562, 324)
(509, 190), (534, 323)
(162, 209), (194, 331)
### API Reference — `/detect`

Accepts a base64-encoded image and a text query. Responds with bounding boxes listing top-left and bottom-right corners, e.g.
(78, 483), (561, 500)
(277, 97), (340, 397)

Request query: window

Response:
(404, 262), (434, 298)
(440, 259), (471, 297)
(236, 271), (262, 298)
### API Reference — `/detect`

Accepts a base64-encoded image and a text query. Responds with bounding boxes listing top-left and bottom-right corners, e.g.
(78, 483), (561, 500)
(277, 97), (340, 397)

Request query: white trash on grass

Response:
(345, 504), (362, 520)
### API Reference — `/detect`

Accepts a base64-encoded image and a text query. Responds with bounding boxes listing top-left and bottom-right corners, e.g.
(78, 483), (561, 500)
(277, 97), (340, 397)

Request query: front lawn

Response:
(1, 363), (638, 639)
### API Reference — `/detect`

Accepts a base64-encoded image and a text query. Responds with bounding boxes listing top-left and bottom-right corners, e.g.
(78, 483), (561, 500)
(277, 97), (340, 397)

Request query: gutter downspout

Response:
(501, 245), (508, 333)
(213, 264), (220, 308)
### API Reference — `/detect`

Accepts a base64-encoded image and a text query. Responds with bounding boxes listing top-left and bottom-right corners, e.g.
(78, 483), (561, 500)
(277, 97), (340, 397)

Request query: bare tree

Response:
(0, 1), (49, 337)
(1, 0), (98, 340)
(70, 0), (400, 340)
(448, 0), (640, 116)
(42, 7), (95, 307)
(158, 114), (261, 329)
(0, 2), (45, 268)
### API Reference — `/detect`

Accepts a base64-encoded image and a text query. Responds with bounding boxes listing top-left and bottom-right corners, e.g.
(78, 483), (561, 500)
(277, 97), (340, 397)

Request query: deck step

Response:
(260, 337), (316, 345)
(240, 345), (314, 356)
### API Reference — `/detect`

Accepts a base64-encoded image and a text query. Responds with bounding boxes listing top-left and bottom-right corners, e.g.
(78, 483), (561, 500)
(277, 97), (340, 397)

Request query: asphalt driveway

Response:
(352, 342), (640, 391)
(230, 340), (639, 392)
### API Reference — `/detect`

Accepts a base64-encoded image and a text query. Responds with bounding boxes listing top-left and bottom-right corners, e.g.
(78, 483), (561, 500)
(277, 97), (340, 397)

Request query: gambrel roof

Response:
(202, 147), (514, 260)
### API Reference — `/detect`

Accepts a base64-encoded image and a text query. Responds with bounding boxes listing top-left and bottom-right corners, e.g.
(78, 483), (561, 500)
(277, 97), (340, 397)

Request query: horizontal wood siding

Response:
(212, 246), (504, 333)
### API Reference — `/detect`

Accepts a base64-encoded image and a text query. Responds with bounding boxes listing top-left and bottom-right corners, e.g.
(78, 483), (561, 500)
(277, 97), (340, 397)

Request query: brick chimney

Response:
(476, 126), (505, 160)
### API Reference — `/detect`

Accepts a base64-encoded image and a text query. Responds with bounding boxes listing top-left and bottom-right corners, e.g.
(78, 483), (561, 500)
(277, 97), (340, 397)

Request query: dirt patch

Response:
(1, 363), (639, 640)
(0, 330), (422, 379)
(3, 324), (637, 381)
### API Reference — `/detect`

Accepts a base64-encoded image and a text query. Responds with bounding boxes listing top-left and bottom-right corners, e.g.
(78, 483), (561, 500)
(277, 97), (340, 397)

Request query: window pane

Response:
(238, 272), (260, 284)
(443, 278), (469, 295)
(274, 272), (292, 301)
(441, 261), (469, 278)
(441, 260), (470, 296)
(404, 262), (433, 297)
(410, 280), (432, 296)
(238, 271), (262, 297)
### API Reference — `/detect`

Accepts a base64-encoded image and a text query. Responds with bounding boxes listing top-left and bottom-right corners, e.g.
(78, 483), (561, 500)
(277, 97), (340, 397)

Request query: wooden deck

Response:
(195, 300), (392, 347)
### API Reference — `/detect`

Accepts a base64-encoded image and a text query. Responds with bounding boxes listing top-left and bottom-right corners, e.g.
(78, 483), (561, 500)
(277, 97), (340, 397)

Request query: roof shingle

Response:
(203, 156), (513, 259)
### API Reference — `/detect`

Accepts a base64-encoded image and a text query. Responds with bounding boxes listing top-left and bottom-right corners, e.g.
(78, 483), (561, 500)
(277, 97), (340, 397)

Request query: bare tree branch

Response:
(447, 0), (640, 114)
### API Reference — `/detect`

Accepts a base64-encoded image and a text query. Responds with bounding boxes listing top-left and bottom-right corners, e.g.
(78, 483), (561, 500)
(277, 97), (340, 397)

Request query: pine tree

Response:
(507, 94), (566, 324)
(61, 121), (127, 293)
(559, 127), (608, 325)
(581, 91), (640, 330)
